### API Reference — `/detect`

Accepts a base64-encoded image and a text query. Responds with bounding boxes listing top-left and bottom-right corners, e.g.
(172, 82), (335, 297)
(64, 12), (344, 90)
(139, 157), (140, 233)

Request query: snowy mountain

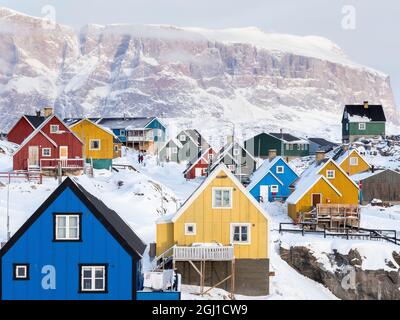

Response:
(0, 7), (397, 141)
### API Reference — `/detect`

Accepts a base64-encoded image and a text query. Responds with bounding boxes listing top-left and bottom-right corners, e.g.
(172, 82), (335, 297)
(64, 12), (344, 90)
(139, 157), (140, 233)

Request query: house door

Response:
(28, 146), (39, 167)
(312, 194), (321, 207)
(59, 146), (68, 159)
(195, 168), (203, 177)
(260, 185), (269, 202)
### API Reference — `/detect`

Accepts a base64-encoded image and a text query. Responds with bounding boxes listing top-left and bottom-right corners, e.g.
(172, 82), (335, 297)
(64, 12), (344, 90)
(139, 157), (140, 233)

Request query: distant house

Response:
(342, 101), (386, 143)
(69, 119), (119, 170)
(247, 150), (298, 202)
(209, 142), (257, 183)
(334, 147), (370, 176)
(7, 108), (54, 145)
(0, 177), (146, 300)
(307, 138), (338, 155)
(183, 147), (216, 180)
(352, 169), (400, 204)
(13, 111), (84, 174)
(287, 151), (359, 222)
(159, 129), (209, 163)
(156, 163), (270, 296)
(244, 132), (309, 161)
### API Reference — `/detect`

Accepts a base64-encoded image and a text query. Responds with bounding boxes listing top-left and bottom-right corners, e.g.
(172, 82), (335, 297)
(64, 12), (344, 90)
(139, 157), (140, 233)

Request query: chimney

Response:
(371, 165), (375, 173)
(43, 107), (53, 117)
(36, 110), (41, 117)
(315, 150), (325, 163)
(268, 149), (277, 161)
(363, 101), (369, 109)
(343, 144), (349, 152)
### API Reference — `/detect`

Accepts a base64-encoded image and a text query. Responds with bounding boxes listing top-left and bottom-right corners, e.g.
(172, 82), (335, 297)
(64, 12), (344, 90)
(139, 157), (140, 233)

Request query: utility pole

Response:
(6, 182), (10, 241)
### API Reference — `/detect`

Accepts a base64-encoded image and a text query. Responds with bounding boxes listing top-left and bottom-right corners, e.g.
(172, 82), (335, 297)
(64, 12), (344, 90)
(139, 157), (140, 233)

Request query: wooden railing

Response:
(40, 159), (85, 169)
(0, 171), (42, 184)
(173, 245), (234, 261)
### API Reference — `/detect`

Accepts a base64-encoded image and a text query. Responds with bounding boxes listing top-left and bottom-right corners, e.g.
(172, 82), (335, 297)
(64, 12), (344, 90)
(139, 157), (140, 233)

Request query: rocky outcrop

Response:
(0, 7), (397, 138)
(280, 245), (400, 300)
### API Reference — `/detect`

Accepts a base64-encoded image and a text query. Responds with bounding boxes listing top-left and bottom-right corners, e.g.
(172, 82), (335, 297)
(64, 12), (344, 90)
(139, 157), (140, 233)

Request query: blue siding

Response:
(146, 119), (166, 143)
(112, 129), (126, 143)
(1, 187), (135, 300)
(250, 158), (298, 202)
(137, 291), (181, 300)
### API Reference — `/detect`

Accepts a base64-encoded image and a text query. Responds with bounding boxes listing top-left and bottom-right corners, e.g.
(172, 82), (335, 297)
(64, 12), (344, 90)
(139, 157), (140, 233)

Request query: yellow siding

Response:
(171, 170), (269, 259)
(113, 143), (122, 159)
(71, 119), (114, 160)
(339, 150), (370, 176)
(318, 161), (359, 204)
(156, 222), (174, 256)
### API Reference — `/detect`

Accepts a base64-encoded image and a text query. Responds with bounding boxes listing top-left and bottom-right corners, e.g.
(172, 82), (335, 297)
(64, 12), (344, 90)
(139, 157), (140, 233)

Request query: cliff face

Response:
(0, 7), (397, 140)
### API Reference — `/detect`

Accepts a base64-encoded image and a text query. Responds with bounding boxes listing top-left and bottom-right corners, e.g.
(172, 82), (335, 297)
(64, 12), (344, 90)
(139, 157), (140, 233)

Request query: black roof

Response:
(343, 104), (386, 122)
(308, 138), (338, 147)
(269, 133), (303, 142)
(0, 178), (146, 259)
(25, 115), (46, 128)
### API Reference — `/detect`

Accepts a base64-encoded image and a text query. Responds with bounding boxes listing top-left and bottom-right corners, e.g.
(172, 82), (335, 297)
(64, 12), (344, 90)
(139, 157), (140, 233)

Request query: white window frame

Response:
(42, 148), (51, 157)
(184, 223), (197, 236)
(233, 148), (240, 156)
(120, 129), (126, 136)
(55, 214), (80, 241)
(289, 144), (293, 151)
(358, 123), (366, 130)
(271, 185), (279, 193)
(285, 144), (289, 150)
(326, 170), (335, 179)
(230, 223), (251, 245)
(50, 125), (59, 133)
(89, 139), (101, 151)
(276, 166), (284, 174)
(212, 187), (233, 209)
(171, 147), (178, 154)
(179, 134), (186, 142)
(350, 157), (359, 166)
(80, 265), (107, 292)
(14, 265), (28, 279)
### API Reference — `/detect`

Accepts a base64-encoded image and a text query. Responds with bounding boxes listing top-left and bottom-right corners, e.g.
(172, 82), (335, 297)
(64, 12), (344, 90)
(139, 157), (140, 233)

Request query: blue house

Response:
(247, 154), (298, 202)
(0, 177), (146, 300)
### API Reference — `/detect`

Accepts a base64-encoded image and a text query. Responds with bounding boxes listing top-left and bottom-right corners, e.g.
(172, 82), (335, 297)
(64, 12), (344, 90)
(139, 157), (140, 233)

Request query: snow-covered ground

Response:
(1, 149), (399, 300)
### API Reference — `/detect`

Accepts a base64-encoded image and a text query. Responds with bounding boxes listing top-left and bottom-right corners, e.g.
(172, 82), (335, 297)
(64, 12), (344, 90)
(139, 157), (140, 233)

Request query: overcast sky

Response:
(1, 0), (399, 106)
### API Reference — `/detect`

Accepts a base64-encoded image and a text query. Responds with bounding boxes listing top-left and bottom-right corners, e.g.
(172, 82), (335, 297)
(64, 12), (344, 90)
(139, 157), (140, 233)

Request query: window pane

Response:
(215, 190), (222, 206)
(17, 267), (26, 277)
(57, 216), (66, 227)
(223, 190), (230, 206)
(83, 269), (92, 278)
(83, 279), (92, 290)
(57, 227), (66, 239)
(233, 233), (240, 241)
(95, 279), (104, 290)
(95, 268), (104, 278)
(69, 227), (78, 239)
(69, 216), (78, 227)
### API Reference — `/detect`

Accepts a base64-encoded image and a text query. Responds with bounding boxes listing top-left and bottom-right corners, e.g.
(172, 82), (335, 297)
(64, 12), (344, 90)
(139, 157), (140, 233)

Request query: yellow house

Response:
(287, 157), (359, 220)
(70, 118), (115, 170)
(337, 149), (370, 176)
(156, 163), (270, 296)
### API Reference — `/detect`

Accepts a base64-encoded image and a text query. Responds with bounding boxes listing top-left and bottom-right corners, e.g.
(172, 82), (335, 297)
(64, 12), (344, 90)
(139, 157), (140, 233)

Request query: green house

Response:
(244, 132), (310, 161)
(342, 102), (386, 143)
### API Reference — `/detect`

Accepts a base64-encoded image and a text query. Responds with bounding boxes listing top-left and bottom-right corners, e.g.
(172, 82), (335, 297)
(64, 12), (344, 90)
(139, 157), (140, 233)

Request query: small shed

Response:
(353, 169), (400, 204)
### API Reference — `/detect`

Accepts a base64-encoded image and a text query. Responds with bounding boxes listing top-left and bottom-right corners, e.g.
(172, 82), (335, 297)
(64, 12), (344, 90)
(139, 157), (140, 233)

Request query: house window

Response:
(289, 144), (293, 150)
(185, 223), (196, 236)
(326, 170), (335, 179)
(228, 164), (236, 172)
(89, 139), (101, 150)
(114, 145), (118, 152)
(212, 188), (232, 209)
(50, 125), (59, 133)
(231, 224), (250, 244)
(171, 147), (178, 154)
(305, 144), (308, 150)
(358, 123), (366, 130)
(120, 130), (126, 136)
(42, 148), (51, 157)
(13, 264), (29, 280)
(285, 144), (289, 150)
(346, 123), (349, 130)
(179, 135), (186, 142)
(233, 148), (240, 156)
(271, 185), (279, 193)
(276, 166), (284, 174)
(54, 214), (81, 241)
(350, 157), (359, 166)
(80, 265), (107, 293)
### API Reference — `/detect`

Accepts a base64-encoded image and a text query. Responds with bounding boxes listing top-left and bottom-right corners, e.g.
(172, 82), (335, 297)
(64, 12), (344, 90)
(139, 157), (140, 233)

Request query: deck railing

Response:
(40, 158), (85, 169)
(173, 245), (234, 261)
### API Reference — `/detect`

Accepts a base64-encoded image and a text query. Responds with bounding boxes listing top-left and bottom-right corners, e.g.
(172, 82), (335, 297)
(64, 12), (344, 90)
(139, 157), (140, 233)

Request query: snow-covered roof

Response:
(247, 156), (285, 190)
(343, 104), (386, 122)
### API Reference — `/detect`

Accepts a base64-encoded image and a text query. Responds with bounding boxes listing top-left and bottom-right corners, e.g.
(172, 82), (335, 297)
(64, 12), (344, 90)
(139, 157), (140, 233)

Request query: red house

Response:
(7, 112), (46, 145)
(13, 113), (84, 173)
(183, 147), (216, 179)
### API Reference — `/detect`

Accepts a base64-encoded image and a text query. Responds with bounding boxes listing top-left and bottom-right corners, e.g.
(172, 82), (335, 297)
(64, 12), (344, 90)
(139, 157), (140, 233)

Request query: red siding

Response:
(185, 148), (216, 180)
(41, 117), (83, 159)
(13, 132), (57, 171)
(7, 117), (35, 145)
